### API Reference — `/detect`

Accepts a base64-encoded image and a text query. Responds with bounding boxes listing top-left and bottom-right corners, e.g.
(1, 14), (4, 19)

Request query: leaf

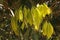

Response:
(36, 3), (51, 17)
(42, 21), (54, 39)
(23, 6), (28, 28)
(22, 6), (33, 28)
(15, 7), (23, 21)
(11, 17), (19, 36)
(21, 22), (25, 30)
(27, 8), (33, 25)
(31, 7), (43, 31)
(19, 7), (23, 21)
(15, 9), (19, 21)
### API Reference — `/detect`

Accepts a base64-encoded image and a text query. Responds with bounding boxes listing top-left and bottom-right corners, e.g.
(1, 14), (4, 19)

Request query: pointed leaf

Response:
(31, 7), (43, 31)
(11, 17), (19, 36)
(42, 21), (54, 39)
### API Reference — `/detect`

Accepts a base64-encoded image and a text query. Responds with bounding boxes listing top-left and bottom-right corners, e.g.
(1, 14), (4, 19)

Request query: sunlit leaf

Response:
(36, 3), (51, 17)
(31, 7), (43, 31)
(42, 21), (54, 39)
(19, 7), (23, 21)
(15, 7), (23, 21)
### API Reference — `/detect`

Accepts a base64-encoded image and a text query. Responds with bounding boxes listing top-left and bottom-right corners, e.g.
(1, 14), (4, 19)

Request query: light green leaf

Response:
(19, 7), (23, 21)
(36, 3), (51, 17)
(31, 7), (43, 31)
(42, 21), (54, 39)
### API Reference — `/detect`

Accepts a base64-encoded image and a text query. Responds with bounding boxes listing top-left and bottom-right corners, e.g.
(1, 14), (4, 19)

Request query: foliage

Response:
(11, 3), (54, 39)
(0, 0), (60, 40)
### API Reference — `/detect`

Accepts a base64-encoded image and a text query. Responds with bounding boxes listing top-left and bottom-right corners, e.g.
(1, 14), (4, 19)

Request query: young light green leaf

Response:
(42, 21), (54, 39)
(36, 3), (51, 17)
(19, 8), (23, 21)
(31, 7), (43, 31)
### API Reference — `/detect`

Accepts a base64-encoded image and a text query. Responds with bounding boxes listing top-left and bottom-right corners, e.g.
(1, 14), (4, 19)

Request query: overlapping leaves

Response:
(11, 3), (54, 39)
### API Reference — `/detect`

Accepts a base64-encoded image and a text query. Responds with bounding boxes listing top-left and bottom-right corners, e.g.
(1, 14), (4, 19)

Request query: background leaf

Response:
(11, 17), (19, 36)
